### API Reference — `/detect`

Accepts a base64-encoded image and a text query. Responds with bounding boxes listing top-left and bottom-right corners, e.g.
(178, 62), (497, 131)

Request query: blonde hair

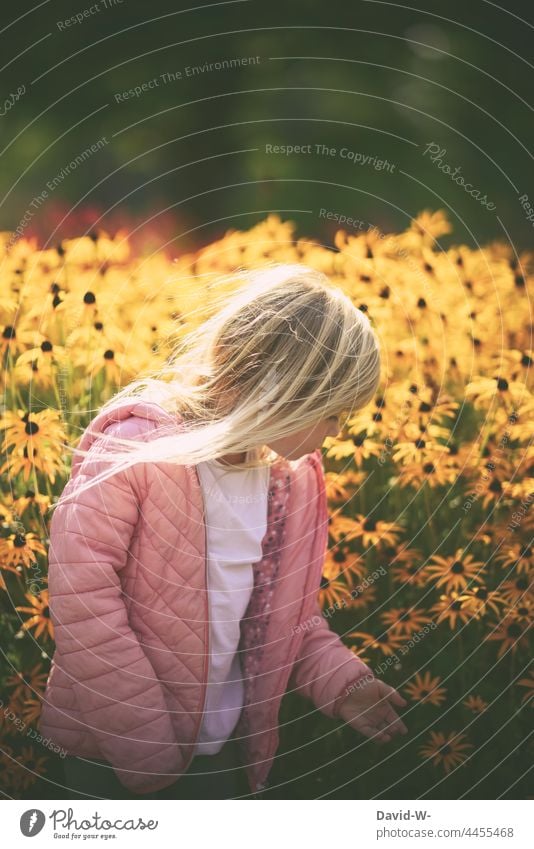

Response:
(53, 262), (381, 507)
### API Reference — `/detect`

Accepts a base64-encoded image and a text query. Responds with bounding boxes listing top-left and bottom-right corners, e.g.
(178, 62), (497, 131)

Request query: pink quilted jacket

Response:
(38, 400), (372, 795)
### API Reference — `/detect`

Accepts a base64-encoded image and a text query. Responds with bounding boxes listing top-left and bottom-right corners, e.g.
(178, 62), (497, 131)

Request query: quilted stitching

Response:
(39, 401), (366, 794)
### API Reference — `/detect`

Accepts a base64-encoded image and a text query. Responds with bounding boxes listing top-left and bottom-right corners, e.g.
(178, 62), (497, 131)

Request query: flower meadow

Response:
(0, 211), (532, 799)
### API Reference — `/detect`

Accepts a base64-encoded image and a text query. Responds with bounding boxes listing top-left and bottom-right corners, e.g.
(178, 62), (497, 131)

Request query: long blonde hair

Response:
(53, 262), (381, 506)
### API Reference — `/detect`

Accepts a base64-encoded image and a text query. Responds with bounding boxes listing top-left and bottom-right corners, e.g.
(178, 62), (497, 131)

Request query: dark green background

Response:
(1, 0), (533, 254)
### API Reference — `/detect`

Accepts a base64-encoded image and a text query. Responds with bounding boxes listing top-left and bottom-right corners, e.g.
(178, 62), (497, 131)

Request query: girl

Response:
(39, 262), (407, 800)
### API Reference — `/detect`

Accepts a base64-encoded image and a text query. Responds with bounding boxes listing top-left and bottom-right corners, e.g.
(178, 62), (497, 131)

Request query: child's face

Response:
(266, 414), (342, 460)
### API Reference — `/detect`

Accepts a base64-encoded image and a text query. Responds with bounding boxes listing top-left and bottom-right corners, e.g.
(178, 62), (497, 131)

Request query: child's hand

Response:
(337, 676), (408, 744)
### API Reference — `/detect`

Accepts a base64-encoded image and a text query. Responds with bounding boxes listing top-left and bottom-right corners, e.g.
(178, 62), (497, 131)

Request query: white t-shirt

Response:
(192, 454), (270, 755)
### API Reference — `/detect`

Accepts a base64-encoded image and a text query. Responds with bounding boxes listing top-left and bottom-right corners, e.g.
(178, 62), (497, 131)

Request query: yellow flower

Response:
(319, 571), (352, 610)
(15, 589), (54, 641)
(335, 513), (403, 550)
(457, 586), (504, 619)
(380, 606), (433, 636)
(419, 731), (474, 774)
(463, 694), (488, 714)
(404, 671), (447, 706)
(424, 549), (486, 593)
(0, 408), (66, 483)
(485, 615), (530, 659)
(0, 531), (47, 571)
(429, 591), (472, 629)
(465, 375), (527, 410)
(348, 628), (406, 657)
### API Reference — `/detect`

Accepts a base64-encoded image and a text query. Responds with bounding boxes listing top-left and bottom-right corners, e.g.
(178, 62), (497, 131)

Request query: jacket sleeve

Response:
(287, 452), (374, 719)
(47, 421), (179, 794)
(287, 596), (374, 719)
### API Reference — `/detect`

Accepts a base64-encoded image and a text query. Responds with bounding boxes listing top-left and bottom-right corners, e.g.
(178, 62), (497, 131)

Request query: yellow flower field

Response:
(0, 211), (532, 798)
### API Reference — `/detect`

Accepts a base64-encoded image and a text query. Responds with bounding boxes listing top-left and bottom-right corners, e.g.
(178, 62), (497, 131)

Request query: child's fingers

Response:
(378, 680), (408, 708)
(354, 719), (391, 744)
(382, 706), (408, 736)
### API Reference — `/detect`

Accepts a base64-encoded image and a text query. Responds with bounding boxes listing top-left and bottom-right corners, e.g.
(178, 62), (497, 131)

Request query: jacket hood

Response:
(71, 398), (322, 480)
(71, 400), (178, 479)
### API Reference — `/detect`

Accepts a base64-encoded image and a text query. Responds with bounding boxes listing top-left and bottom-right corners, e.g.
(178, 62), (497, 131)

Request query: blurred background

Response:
(1, 0), (533, 255)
